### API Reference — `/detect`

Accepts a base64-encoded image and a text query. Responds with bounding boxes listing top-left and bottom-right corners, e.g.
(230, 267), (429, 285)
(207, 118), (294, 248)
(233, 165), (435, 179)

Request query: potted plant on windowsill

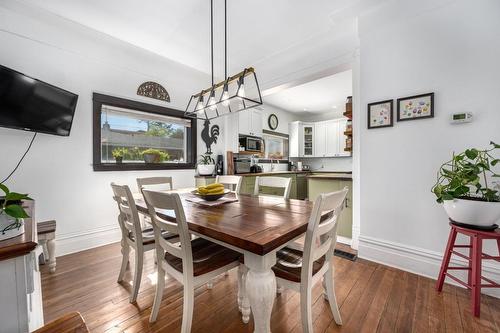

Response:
(0, 184), (31, 241)
(112, 147), (128, 163)
(141, 149), (169, 164)
(432, 141), (500, 228)
(197, 153), (215, 176)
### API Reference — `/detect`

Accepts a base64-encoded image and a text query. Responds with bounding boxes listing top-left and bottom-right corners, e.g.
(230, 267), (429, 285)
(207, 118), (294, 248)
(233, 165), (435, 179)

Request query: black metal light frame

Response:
(184, 0), (262, 121)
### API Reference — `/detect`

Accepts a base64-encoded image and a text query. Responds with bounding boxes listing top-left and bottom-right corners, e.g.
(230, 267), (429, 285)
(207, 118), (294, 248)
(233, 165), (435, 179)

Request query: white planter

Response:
(0, 214), (25, 241)
(198, 164), (215, 176)
(443, 198), (500, 227)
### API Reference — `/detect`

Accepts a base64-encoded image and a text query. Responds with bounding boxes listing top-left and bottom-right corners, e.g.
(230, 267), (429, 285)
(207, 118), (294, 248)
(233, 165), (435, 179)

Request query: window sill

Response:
(93, 163), (196, 171)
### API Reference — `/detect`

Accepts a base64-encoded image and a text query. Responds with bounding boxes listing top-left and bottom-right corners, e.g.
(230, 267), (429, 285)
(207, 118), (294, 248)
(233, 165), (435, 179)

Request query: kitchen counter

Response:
(235, 171), (311, 177)
(307, 173), (352, 180)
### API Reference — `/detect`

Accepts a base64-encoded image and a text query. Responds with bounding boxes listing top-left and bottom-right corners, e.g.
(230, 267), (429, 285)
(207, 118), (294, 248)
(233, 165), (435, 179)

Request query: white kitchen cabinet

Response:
(326, 120), (340, 157)
(300, 122), (314, 157)
(238, 109), (262, 137)
(289, 121), (299, 158)
(289, 119), (351, 158)
(314, 122), (327, 157)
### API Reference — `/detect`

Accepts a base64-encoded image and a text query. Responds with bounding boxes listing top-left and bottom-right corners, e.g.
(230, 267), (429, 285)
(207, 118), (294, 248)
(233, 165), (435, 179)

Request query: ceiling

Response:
(17, 0), (388, 88)
(264, 70), (352, 114)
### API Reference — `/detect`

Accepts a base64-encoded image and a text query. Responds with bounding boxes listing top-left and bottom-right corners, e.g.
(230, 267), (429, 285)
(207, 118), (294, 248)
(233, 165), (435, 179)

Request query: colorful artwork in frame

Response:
(367, 99), (393, 129)
(397, 92), (434, 121)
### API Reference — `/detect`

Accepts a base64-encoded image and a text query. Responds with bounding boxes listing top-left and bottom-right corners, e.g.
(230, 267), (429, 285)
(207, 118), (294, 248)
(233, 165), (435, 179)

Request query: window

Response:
(263, 130), (289, 160)
(93, 93), (196, 171)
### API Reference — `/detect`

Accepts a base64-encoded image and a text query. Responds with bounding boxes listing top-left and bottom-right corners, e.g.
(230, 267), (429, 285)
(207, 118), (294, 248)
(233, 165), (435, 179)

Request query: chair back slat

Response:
(254, 176), (292, 199)
(317, 213), (338, 236)
(215, 175), (242, 193)
(111, 183), (143, 245)
(300, 187), (348, 283)
(142, 190), (194, 271)
(137, 177), (173, 192)
(313, 237), (332, 262)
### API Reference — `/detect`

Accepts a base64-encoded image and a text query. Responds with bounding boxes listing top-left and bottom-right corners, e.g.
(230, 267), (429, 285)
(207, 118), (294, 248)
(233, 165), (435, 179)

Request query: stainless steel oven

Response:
(239, 136), (263, 153)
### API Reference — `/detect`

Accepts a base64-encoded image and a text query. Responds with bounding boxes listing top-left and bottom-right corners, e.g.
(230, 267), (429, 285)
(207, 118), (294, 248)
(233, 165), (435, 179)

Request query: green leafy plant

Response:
(0, 183), (31, 233)
(141, 149), (169, 162)
(112, 147), (128, 159)
(432, 141), (500, 203)
(198, 153), (215, 165)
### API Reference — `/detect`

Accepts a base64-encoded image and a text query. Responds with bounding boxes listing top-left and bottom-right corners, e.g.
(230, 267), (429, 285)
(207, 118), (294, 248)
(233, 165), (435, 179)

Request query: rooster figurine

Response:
(201, 120), (220, 154)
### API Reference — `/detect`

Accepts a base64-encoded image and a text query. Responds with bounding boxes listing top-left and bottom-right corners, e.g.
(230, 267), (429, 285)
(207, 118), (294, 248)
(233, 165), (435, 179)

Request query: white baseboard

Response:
(337, 236), (352, 247)
(55, 225), (121, 257)
(358, 235), (500, 298)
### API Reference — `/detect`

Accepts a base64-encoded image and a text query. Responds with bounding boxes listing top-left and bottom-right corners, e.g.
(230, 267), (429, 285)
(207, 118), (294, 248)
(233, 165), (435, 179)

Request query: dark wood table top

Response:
(0, 200), (37, 261)
(135, 193), (313, 255)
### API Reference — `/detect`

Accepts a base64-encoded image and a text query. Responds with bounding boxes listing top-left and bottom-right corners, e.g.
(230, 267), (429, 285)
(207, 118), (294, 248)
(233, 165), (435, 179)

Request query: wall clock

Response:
(268, 114), (279, 130)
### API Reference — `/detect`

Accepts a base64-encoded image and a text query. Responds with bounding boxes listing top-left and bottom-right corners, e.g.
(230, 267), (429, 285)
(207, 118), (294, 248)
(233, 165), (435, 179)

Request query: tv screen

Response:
(0, 65), (78, 136)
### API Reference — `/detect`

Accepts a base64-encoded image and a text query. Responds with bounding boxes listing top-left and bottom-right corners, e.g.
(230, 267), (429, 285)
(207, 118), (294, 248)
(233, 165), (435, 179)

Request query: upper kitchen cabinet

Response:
(290, 119), (351, 158)
(238, 109), (262, 137)
(315, 121), (327, 157)
(290, 121), (315, 157)
(301, 123), (314, 157)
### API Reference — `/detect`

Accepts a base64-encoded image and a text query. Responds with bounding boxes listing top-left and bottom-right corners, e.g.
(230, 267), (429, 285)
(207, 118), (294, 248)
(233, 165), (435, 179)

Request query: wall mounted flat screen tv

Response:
(0, 65), (78, 136)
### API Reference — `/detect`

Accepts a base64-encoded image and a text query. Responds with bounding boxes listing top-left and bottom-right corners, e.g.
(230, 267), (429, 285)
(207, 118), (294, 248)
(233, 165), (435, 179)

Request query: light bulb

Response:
(221, 85), (230, 107)
(237, 83), (245, 98)
(207, 90), (216, 111)
(237, 76), (246, 98)
(195, 95), (204, 113)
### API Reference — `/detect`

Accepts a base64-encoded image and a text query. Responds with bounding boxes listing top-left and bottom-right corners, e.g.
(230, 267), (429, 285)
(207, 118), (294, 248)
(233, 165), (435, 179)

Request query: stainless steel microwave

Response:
(239, 136), (263, 152)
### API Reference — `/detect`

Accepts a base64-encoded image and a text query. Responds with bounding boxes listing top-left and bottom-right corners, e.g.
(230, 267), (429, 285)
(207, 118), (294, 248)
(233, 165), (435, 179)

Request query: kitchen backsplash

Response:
(290, 157), (352, 172)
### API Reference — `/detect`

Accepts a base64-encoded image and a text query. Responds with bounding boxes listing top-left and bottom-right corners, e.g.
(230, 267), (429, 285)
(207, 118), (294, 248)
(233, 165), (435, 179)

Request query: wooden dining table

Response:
(134, 190), (313, 333)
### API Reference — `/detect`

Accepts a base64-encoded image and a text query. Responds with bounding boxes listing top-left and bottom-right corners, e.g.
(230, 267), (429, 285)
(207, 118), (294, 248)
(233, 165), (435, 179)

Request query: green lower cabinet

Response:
(195, 176), (216, 187)
(307, 177), (353, 239)
(239, 174), (304, 199)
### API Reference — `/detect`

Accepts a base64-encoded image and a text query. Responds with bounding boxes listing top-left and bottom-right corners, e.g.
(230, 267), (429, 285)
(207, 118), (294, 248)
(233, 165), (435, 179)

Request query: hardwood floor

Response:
(41, 242), (500, 333)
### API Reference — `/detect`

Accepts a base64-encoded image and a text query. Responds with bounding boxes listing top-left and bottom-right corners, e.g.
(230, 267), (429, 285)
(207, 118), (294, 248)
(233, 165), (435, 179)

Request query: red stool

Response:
(436, 220), (500, 317)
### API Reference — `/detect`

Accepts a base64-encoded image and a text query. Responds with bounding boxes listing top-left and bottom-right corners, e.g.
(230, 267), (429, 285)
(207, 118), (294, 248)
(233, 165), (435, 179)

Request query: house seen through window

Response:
(100, 105), (190, 164)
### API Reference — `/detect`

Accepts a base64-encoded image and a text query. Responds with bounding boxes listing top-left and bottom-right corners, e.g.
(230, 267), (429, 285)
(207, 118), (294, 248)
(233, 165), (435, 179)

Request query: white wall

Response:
(357, 0), (500, 294)
(0, 2), (209, 255)
(260, 104), (297, 135)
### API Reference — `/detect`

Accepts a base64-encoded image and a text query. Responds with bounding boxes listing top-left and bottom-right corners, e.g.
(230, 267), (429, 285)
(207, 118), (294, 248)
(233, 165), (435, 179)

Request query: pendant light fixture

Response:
(185, 0), (262, 120)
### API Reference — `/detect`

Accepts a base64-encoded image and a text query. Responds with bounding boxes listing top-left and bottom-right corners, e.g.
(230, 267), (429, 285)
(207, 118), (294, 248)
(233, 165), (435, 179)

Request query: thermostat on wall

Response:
(450, 112), (473, 124)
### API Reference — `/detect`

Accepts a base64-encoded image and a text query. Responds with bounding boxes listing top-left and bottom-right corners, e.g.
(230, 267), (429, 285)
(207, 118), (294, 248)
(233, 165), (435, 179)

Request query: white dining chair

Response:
(136, 176), (173, 192)
(110, 183), (178, 303)
(216, 175), (242, 193)
(142, 189), (241, 331)
(253, 176), (292, 199)
(240, 187), (348, 332)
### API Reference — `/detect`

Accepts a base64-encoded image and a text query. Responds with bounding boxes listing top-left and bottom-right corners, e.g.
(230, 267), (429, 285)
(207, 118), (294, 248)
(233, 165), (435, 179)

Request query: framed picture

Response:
(367, 99), (393, 129)
(397, 92), (434, 121)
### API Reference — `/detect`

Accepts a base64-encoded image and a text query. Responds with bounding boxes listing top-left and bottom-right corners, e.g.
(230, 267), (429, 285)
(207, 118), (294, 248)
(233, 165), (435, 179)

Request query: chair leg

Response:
(117, 240), (129, 283)
(130, 250), (143, 303)
(149, 265), (165, 323)
(47, 237), (57, 273)
(436, 227), (457, 292)
(325, 268), (342, 325)
(181, 284), (195, 333)
(471, 235), (482, 317)
(300, 285), (314, 333)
